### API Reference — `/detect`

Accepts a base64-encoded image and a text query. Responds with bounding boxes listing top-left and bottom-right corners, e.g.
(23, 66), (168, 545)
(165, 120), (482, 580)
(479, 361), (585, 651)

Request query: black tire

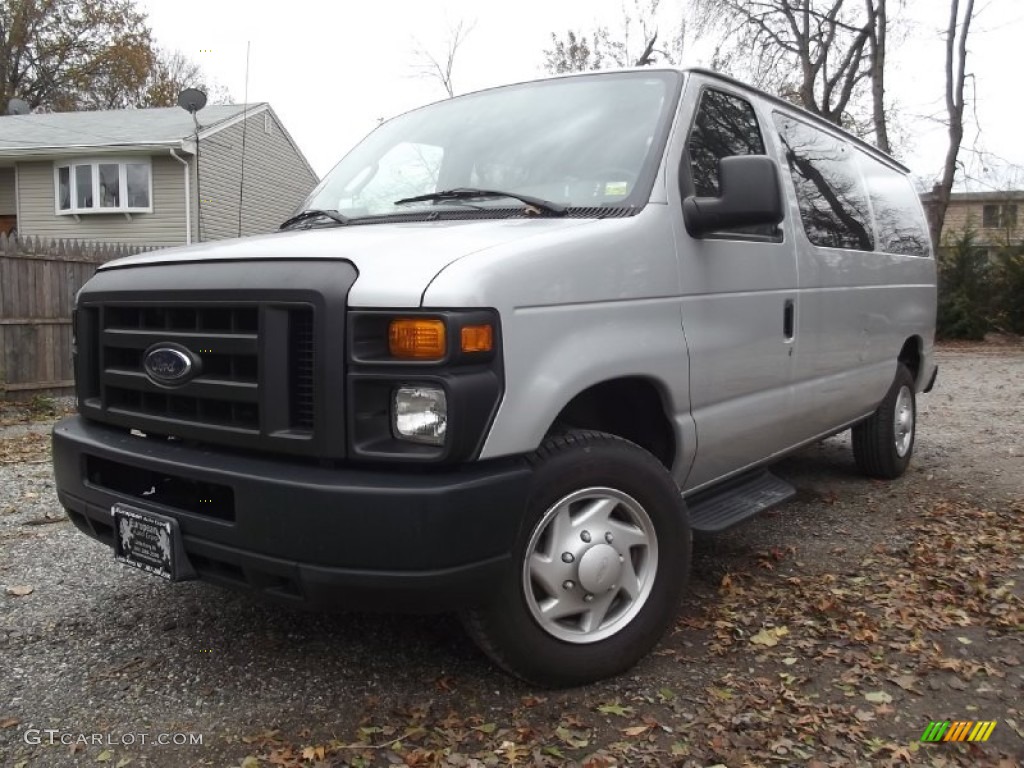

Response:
(852, 363), (916, 479)
(462, 429), (691, 688)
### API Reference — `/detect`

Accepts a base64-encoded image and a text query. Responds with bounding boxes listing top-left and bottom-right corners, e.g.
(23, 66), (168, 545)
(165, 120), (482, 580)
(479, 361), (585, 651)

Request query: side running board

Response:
(685, 470), (796, 533)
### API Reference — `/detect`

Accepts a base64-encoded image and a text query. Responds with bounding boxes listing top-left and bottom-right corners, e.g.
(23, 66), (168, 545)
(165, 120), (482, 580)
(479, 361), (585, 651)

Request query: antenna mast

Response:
(176, 88), (208, 243)
(238, 41), (251, 238)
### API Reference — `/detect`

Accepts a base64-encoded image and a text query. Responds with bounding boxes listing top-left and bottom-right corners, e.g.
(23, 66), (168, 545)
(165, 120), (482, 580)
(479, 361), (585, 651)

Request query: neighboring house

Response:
(0, 103), (318, 247)
(921, 190), (1024, 256)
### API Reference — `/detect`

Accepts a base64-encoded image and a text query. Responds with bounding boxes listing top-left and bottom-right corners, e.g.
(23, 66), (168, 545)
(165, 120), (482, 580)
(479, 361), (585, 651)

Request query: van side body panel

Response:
(767, 106), (938, 438)
(422, 205), (697, 480)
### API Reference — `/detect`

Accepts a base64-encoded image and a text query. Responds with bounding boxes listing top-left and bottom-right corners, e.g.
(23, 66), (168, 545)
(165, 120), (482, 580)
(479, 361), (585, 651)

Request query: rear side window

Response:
(773, 114), (873, 251)
(859, 159), (931, 257)
(687, 89), (765, 197)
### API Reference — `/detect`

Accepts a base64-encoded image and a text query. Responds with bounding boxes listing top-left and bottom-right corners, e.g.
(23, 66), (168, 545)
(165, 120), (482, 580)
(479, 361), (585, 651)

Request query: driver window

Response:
(686, 89), (765, 197)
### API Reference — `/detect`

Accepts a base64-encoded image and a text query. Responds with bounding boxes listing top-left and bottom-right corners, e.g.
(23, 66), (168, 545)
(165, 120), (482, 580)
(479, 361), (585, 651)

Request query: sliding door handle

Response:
(783, 299), (795, 340)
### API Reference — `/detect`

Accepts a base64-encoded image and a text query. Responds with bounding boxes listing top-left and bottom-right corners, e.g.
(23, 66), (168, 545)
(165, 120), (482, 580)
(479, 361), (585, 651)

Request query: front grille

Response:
(74, 260), (356, 458)
(100, 304), (263, 432)
(77, 300), (327, 456)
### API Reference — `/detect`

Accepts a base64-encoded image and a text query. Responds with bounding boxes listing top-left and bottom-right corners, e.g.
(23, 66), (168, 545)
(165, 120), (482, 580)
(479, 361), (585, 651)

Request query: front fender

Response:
(477, 298), (694, 478)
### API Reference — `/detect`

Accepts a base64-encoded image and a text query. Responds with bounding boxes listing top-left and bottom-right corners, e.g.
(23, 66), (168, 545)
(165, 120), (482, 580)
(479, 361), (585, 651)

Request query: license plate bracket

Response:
(112, 503), (195, 581)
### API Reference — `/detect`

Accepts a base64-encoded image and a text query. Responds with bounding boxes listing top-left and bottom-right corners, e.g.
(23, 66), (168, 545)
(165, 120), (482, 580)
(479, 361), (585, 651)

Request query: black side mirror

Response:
(683, 155), (784, 237)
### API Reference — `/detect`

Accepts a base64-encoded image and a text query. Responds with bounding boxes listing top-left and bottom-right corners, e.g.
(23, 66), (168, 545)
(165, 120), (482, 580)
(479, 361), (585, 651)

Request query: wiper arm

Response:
(393, 188), (567, 216)
(280, 209), (351, 230)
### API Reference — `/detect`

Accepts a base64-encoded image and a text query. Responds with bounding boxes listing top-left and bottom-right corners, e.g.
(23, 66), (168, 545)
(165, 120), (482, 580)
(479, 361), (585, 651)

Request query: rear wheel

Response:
(462, 430), (690, 687)
(852, 363), (916, 479)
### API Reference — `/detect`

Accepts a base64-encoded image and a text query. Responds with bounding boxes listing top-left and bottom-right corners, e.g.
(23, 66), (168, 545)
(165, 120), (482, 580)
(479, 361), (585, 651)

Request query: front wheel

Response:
(462, 430), (691, 687)
(852, 362), (917, 479)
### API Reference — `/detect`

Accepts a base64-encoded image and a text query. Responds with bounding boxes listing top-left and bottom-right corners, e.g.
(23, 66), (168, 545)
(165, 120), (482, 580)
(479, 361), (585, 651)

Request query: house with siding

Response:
(921, 189), (1024, 255)
(0, 103), (318, 247)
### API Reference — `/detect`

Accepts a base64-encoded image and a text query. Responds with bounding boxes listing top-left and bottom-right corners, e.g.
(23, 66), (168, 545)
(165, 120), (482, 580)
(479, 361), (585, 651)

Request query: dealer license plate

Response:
(112, 503), (182, 580)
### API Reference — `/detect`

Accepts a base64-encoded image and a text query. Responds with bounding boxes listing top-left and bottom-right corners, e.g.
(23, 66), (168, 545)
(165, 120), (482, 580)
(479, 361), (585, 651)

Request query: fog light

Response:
(393, 387), (447, 445)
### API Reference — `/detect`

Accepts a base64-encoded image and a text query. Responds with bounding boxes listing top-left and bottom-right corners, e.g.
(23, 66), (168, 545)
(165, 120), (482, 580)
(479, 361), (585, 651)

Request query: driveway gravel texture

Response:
(1, 344), (1022, 768)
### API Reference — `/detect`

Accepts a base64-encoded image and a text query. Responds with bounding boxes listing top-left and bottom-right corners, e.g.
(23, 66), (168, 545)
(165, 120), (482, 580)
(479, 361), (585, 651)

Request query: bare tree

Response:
(927, 0), (976, 247)
(139, 49), (231, 108)
(544, 0), (685, 73)
(692, 0), (890, 150)
(865, 0), (889, 153)
(412, 19), (475, 98)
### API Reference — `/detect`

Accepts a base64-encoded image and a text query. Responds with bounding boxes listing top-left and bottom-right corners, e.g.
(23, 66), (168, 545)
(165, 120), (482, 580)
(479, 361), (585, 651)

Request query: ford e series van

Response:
(52, 68), (937, 687)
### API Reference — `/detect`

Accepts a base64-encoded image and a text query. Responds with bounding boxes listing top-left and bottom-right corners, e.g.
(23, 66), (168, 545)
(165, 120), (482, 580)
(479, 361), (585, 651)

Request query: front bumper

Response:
(52, 416), (532, 611)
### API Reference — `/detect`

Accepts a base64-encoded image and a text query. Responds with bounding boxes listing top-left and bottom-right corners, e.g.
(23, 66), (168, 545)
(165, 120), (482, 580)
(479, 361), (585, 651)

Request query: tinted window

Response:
(773, 114), (873, 251)
(859, 158), (931, 256)
(687, 89), (765, 197)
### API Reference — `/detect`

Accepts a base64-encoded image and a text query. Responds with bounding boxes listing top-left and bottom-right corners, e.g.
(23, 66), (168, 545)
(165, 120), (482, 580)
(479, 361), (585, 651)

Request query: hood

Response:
(101, 218), (595, 307)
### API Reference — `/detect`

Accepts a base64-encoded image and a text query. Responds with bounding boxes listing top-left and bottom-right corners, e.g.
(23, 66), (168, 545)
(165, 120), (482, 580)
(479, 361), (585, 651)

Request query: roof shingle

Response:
(0, 104), (260, 153)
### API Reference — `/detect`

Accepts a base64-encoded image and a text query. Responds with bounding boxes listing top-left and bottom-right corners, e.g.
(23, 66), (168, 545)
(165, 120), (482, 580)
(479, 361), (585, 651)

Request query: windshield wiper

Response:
(393, 188), (567, 216)
(280, 209), (351, 230)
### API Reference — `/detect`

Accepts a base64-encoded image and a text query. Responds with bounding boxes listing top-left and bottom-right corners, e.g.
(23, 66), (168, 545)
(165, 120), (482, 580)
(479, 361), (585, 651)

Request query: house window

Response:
(983, 203), (1018, 229)
(54, 159), (152, 214)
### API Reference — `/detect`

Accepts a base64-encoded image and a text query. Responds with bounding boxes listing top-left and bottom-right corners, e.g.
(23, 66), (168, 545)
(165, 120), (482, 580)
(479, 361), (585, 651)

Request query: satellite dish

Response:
(176, 88), (207, 114)
(6, 99), (29, 116)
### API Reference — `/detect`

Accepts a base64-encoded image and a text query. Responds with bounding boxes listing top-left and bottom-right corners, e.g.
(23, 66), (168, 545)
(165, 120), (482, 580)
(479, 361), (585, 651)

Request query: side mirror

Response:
(683, 155), (784, 237)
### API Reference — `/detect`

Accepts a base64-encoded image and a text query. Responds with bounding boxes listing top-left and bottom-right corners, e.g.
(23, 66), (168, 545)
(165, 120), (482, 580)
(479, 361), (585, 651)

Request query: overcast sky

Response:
(139, 0), (1022, 191)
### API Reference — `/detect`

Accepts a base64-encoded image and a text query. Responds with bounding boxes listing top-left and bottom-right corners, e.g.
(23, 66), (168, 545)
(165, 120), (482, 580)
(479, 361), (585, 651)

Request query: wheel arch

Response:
(546, 376), (678, 471)
(898, 335), (923, 387)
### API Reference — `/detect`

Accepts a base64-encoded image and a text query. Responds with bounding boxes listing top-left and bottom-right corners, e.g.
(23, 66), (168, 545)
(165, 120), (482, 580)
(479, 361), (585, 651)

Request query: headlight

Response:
(393, 386), (447, 445)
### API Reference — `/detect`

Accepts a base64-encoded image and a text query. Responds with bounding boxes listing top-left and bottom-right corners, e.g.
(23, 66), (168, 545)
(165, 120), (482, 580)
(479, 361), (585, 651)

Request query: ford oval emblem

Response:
(144, 346), (194, 385)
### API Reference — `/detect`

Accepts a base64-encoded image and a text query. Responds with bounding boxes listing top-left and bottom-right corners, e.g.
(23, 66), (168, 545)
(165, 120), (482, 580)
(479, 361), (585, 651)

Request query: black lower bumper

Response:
(52, 416), (532, 611)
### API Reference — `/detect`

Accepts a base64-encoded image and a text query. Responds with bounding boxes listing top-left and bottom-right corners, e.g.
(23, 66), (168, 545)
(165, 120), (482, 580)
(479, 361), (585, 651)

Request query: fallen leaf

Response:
(5, 585), (33, 596)
(751, 626), (789, 647)
(96, 750), (113, 763)
(865, 691), (893, 704)
(301, 745), (325, 761)
(891, 674), (918, 691)
(473, 723), (497, 734)
(0, 718), (19, 728)
(622, 724), (652, 737)
(240, 758), (260, 768)
(957, 636), (973, 645)
(555, 726), (589, 749)
(115, 759), (132, 768)
(782, 657), (798, 666)
(596, 702), (632, 717)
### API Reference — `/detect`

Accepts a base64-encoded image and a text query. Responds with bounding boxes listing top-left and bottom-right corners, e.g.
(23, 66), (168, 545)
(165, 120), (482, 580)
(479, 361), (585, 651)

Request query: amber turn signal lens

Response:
(388, 318), (446, 359)
(460, 324), (493, 353)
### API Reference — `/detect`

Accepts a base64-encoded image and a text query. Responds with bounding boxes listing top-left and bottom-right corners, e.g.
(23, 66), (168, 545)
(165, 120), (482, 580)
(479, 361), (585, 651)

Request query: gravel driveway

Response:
(2, 345), (1022, 767)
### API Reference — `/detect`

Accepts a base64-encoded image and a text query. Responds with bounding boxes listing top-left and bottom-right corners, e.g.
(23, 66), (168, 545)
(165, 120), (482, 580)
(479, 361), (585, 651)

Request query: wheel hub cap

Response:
(522, 487), (659, 644)
(894, 385), (914, 457)
(577, 543), (622, 593)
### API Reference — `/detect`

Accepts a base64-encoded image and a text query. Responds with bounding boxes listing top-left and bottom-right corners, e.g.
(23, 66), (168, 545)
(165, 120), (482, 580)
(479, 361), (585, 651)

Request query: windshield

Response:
(301, 71), (682, 218)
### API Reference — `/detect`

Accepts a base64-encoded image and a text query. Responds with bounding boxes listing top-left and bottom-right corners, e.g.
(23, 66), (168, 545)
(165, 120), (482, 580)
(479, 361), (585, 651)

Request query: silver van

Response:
(52, 68), (937, 687)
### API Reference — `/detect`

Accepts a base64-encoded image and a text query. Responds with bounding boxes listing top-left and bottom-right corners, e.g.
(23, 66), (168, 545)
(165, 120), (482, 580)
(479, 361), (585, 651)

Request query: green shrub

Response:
(936, 228), (992, 340)
(991, 245), (1024, 335)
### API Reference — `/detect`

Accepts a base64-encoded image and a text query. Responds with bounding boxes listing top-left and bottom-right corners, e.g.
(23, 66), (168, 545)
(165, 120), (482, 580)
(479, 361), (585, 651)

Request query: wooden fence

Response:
(0, 235), (158, 399)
